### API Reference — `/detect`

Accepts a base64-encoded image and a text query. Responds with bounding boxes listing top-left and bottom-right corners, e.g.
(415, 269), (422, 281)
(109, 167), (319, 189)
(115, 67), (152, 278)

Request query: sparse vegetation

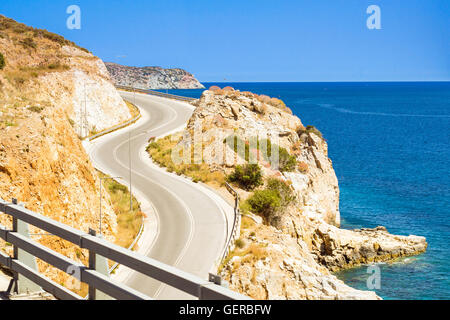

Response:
(0, 52), (5, 70)
(19, 37), (37, 49)
(239, 200), (253, 217)
(20, 63), (70, 73)
(240, 214), (256, 231)
(235, 238), (245, 249)
(247, 189), (281, 219)
(0, 15), (90, 53)
(4, 63), (71, 87)
(278, 147), (297, 172)
(244, 177), (295, 220)
(89, 126), (98, 136)
(124, 100), (140, 119)
(227, 164), (263, 191)
(97, 171), (144, 249)
(27, 106), (44, 113)
(223, 136), (296, 172)
(298, 125), (324, 139)
(266, 178), (296, 206)
(4, 120), (16, 127)
(298, 161), (309, 173)
(146, 134), (226, 187)
(219, 241), (268, 273)
(238, 244), (268, 265)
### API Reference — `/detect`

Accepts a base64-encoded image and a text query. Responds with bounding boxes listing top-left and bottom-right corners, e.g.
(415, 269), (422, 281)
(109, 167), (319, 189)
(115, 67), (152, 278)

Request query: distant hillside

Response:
(105, 62), (204, 90)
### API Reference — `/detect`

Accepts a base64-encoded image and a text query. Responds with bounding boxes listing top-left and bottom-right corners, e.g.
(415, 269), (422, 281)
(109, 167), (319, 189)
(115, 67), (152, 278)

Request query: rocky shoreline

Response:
(312, 225), (427, 272)
(180, 87), (428, 299)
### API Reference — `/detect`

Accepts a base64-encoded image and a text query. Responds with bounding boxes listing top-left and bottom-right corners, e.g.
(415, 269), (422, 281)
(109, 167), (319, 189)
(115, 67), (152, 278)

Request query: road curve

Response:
(87, 92), (231, 299)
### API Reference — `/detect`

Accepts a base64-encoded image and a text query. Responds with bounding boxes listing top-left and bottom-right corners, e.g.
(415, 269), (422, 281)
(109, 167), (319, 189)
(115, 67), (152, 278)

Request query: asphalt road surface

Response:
(88, 92), (230, 299)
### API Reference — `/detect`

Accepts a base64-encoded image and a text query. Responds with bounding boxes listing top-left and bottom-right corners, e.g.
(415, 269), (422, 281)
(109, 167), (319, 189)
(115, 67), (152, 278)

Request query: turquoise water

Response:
(162, 82), (450, 300)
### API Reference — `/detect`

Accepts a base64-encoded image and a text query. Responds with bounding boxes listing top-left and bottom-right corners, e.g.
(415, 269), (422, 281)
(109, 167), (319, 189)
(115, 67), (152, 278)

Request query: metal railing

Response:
(87, 112), (141, 141)
(222, 183), (242, 262)
(0, 198), (250, 300)
(115, 85), (197, 102)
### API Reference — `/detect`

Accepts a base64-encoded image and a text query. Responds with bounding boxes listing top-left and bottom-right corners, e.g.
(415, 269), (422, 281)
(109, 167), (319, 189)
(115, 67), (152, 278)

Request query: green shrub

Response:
(227, 164), (263, 191)
(278, 147), (297, 172)
(245, 178), (295, 220)
(235, 239), (245, 249)
(0, 52), (5, 70)
(247, 189), (281, 219)
(266, 178), (296, 206)
(298, 125), (323, 139)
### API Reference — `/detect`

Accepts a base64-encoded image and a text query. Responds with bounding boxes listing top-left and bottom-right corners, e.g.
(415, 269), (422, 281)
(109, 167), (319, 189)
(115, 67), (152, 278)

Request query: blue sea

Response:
(160, 82), (450, 300)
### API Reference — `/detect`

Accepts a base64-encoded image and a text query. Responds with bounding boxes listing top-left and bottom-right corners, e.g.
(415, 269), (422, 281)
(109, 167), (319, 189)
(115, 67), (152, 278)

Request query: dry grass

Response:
(0, 15), (89, 52)
(240, 215), (256, 231)
(219, 242), (268, 273)
(97, 171), (144, 250)
(124, 100), (140, 119)
(297, 161), (309, 174)
(3, 63), (70, 87)
(147, 134), (226, 188)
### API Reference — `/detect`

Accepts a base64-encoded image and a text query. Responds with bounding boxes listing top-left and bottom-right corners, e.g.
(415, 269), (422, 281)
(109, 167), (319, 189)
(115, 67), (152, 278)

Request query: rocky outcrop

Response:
(0, 16), (131, 290)
(188, 89), (340, 226)
(222, 219), (380, 300)
(311, 225), (427, 272)
(105, 62), (204, 90)
(180, 87), (428, 300)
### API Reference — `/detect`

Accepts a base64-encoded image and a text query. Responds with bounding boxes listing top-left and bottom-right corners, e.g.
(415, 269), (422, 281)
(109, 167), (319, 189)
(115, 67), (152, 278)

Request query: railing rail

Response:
(0, 198), (250, 300)
(115, 85), (197, 102)
(222, 183), (241, 262)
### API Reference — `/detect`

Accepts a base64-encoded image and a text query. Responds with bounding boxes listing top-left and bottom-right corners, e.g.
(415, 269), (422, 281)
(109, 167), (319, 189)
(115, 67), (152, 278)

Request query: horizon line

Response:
(198, 80), (450, 84)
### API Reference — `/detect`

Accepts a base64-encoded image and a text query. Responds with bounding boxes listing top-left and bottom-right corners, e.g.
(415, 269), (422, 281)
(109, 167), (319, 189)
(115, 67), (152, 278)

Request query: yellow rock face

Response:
(0, 16), (130, 291)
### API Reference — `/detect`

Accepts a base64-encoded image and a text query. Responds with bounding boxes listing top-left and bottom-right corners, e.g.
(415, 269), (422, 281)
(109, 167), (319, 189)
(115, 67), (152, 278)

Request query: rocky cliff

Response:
(105, 62), (204, 90)
(0, 16), (131, 289)
(180, 87), (427, 299)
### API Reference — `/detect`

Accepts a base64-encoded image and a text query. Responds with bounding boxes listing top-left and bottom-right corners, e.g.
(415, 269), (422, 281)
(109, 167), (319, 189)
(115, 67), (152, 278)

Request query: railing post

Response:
(9, 198), (42, 295)
(88, 228), (113, 300)
(88, 228), (96, 300)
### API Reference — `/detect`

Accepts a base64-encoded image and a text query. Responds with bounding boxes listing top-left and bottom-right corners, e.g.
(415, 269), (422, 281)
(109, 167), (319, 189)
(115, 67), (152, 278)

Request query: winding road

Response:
(86, 92), (233, 299)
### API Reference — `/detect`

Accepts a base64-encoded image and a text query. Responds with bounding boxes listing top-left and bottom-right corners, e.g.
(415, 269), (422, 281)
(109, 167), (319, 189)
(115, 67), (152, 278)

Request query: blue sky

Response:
(1, 0), (449, 82)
